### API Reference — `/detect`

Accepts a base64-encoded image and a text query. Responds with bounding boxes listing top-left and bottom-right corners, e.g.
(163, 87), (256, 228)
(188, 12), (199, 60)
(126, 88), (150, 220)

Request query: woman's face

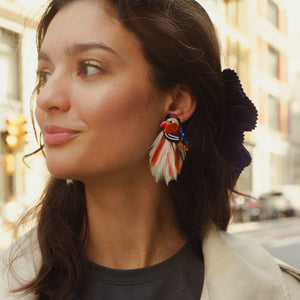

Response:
(36, 0), (170, 181)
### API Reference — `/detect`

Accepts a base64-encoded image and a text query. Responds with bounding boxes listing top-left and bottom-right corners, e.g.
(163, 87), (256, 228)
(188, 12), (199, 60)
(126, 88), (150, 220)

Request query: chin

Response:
(45, 150), (80, 176)
(46, 161), (77, 180)
(46, 162), (96, 182)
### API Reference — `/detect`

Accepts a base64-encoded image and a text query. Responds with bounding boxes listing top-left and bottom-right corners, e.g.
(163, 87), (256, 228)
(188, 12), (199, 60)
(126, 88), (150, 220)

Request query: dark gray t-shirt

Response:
(41, 242), (204, 299)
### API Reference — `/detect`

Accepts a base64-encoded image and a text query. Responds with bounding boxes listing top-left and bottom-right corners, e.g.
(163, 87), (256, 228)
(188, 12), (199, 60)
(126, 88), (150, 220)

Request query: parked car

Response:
(259, 192), (295, 218)
(243, 198), (262, 221)
(275, 185), (300, 216)
(232, 196), (263, 222)
(258, 196), (279, 220)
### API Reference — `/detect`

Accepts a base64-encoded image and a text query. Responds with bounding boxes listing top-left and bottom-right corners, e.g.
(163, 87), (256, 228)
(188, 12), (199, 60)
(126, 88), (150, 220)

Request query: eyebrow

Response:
(38, 42), (118, 61)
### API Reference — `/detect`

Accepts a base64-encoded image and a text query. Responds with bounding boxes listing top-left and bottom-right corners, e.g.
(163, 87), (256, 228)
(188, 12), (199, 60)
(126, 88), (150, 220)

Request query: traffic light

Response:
(1, 153), (15, 175)
(5, 114), (27, 151)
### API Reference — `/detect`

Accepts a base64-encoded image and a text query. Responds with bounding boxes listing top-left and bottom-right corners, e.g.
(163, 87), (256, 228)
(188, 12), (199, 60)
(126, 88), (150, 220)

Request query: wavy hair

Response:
(15, 0), (237, 298)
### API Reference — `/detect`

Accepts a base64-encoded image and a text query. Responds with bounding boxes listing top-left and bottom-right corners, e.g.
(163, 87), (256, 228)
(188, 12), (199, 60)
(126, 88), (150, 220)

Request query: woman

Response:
(1, 0), (299, 299)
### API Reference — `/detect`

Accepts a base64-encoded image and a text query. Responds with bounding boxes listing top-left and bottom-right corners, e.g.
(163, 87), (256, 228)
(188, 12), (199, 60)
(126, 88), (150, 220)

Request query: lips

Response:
(44, 125), (80, 145)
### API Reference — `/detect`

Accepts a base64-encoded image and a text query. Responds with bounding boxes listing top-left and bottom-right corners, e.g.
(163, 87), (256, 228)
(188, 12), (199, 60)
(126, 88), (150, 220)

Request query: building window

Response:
(226, 38), (249, 92)
(268, 45), (279, 79)
(0, 28), (20, 103)
(226, 0), (239, 28)
(268, 95), (280, 131)
(0, 132), (14, 203)
(267, 0), (279, 27)
(226, 38), (240, 73)
(270, 153), (283, 186)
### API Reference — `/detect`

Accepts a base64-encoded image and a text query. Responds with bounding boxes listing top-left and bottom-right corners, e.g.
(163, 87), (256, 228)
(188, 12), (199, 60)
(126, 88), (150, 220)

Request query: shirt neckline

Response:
(85, 241), (198, 285)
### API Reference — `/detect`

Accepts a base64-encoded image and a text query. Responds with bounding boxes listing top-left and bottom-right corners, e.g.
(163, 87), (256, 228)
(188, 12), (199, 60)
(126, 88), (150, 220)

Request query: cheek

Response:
(78, 86), (163, 157)
(35, 106), (45, 131)
(78, 80), (158, 132)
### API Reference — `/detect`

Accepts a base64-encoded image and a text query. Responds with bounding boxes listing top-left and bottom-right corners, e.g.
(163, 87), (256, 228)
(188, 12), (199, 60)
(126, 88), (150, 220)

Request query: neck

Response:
(82, 168), (186, 270)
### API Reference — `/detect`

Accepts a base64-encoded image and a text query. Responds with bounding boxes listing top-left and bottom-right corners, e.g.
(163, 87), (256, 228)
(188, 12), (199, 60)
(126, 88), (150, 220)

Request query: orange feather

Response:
(166, 152), (173, 177)
(175, 149), (181, 175)
(151, 137), (165, 167)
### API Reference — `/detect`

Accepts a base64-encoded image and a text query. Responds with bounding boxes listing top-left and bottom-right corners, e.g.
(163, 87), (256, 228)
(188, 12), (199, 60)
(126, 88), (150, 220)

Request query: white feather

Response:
(149, 132), (187, 185)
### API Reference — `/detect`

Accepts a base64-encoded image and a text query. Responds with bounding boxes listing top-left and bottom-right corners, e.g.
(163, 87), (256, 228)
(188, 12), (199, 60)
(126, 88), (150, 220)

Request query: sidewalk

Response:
(228, 216), (300, 234)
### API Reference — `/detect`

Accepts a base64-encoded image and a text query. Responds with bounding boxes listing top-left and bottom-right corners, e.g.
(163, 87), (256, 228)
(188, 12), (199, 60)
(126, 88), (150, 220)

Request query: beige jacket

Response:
(1, 225), (299, 300)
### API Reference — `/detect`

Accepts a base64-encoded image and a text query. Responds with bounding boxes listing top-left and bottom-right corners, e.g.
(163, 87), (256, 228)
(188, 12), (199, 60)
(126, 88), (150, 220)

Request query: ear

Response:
(166, 84), (196, 122)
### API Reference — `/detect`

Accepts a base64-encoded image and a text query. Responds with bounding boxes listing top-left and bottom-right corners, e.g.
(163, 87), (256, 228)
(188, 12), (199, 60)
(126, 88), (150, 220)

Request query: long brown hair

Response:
(15, 0), (237, 298)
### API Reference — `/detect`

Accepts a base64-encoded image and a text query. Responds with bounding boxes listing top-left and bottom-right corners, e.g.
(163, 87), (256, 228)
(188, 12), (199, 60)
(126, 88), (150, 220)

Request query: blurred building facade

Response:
(0, 0), (47, 225)
(203, 0), (300, 197)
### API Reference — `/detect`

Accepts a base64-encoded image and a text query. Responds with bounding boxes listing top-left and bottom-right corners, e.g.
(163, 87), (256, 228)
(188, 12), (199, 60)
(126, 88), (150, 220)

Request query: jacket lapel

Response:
(200, 224), (290, 300)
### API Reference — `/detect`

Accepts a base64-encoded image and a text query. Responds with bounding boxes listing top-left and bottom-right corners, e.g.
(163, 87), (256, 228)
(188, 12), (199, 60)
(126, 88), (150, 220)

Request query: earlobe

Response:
(167, 84), (196, 122)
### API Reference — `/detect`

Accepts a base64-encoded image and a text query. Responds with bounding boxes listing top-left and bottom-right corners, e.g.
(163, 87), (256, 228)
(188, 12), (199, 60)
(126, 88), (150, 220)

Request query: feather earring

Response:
(149, 113), (189, 185)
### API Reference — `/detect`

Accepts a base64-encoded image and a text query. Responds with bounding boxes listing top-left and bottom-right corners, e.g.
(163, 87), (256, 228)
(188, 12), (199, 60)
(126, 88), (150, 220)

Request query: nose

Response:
(36, 72), (71, 113)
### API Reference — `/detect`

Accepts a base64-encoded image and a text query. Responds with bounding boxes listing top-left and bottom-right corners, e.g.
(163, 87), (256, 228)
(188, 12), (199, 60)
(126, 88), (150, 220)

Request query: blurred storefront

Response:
(0, 0), (48, 237)
(203, 0), (300, 202)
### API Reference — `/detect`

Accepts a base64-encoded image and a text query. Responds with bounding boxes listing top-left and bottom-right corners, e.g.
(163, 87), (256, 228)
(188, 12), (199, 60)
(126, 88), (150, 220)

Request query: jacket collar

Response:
(201, 223), (290, 300)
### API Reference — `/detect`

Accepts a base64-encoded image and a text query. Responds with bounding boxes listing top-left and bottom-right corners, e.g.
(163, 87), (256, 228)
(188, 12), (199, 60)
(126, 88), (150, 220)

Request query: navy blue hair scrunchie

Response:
(221, 69), (258, 175)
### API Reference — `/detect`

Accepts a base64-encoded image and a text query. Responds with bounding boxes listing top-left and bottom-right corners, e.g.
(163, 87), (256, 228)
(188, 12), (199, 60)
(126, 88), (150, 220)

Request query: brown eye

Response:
(77, 60), (104, 77)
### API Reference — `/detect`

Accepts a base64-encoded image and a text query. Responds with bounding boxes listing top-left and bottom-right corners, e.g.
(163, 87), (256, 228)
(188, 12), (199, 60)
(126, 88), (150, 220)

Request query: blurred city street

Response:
(229, 216), (300, 269)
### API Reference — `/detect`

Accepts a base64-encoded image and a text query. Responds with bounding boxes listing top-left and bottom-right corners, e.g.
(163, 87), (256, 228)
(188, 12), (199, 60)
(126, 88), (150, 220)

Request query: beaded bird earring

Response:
(149, 113), (189, 185)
